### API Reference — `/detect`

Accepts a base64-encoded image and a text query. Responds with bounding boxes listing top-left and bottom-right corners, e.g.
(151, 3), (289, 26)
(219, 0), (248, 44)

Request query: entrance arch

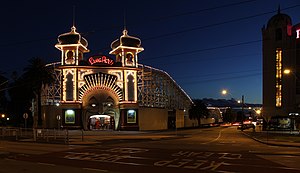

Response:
(81, 87), (120, 130)
(79, 72), (123, 130)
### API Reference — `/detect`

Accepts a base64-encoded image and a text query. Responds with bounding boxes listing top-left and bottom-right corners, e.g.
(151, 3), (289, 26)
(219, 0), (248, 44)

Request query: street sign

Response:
(23, 113), (28, 119)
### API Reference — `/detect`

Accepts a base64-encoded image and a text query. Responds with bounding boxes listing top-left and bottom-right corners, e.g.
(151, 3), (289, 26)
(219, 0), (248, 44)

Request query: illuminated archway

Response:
(79, 72), (123, 101)
(79, 72), (123, 130)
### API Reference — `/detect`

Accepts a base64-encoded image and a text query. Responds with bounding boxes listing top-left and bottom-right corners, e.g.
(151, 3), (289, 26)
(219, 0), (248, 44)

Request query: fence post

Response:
(1, 128), (4, 139)
(46, 129), (49, 142)
(54, 128), (56, 140)
(15, 129), (18, 141)
(33, 128), (36, 141)
(81, 129), (84, 142)
(65, 129), (69, 144)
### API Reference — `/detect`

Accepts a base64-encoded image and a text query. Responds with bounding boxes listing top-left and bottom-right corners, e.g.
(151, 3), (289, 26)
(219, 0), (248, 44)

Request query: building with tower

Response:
(262, 8), (300, 130)
(40, 25), (193, 131)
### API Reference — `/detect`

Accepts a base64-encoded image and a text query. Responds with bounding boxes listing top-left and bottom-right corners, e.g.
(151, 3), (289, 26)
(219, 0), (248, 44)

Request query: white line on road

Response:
(201, 128), (226, 144)
(37, 162), (56, 166)
(83, 168), (108, 172)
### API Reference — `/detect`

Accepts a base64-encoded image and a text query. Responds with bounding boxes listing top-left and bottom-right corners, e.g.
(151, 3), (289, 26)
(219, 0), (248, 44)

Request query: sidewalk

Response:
(2, 129), (184, 145)
(242, 128), (300, 148)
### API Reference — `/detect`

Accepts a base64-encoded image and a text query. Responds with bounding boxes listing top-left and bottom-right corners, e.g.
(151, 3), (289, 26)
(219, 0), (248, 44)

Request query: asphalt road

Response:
(1, 126), (300, 173)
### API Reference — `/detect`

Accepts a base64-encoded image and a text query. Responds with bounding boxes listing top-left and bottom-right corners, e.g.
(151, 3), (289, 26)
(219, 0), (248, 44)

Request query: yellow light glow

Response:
(221, 89), (227, 95)
(276, 49), (282, 107)
(256, 109), (261, 115)
(283, 69), (291, 74)
(1, 114), (5, 118)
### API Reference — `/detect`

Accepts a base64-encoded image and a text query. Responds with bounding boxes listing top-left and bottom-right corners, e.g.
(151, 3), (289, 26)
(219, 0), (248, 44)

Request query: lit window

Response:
(276, 48), (282, 107)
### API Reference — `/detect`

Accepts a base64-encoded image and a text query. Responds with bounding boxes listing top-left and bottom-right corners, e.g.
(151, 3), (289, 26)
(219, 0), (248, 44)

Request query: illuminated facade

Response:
(262, 8), (300, 130)
(40, 26), (193, 130)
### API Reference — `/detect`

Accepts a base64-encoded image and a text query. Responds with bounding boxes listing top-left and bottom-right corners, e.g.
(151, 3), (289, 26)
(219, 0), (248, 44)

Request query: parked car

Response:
(237, 122), (255, 131)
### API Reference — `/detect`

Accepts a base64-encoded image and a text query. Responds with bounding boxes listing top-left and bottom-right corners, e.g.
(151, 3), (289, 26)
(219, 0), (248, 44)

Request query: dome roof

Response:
(111, 29), (141, 49)
(267, 10), (292, 28)
(57, 26), (88, 47)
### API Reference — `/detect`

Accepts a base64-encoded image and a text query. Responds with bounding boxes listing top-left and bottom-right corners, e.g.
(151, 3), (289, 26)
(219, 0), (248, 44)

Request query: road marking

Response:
(38, 162), (56, 166)
(201, 128), (225, 144)
(83, 168), (108, 172)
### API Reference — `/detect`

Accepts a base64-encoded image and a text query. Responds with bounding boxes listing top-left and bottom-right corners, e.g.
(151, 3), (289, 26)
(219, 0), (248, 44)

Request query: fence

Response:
(0, 127), (85, 144)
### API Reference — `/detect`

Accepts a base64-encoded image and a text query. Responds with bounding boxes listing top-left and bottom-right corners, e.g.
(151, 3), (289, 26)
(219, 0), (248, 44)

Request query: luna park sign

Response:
(88, 55), (114, 66)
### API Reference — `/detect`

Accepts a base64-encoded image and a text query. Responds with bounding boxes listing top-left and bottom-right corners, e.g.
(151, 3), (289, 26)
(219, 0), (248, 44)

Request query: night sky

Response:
(1, 0), (300, 104)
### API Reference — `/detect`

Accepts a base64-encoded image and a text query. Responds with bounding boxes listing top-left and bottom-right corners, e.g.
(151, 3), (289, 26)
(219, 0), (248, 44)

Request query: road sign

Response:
(23, 113), (28, 119)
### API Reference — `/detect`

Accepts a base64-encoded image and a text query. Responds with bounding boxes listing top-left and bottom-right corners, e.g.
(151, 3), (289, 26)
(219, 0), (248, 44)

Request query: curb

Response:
(242, 131), (300, 148)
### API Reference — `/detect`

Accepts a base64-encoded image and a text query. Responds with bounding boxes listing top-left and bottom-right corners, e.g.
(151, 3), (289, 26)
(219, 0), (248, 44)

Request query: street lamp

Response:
(221, 89), (245, 127)
(221, 89), (228, 95)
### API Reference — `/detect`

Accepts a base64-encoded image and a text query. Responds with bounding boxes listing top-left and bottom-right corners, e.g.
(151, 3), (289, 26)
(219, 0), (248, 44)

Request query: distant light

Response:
(6, 118), (9, 121)
(283, 69), (291, 74)
(91, 103), (96, 107)
(56, 103), (60, 106)
(128, 110), (135, 114)
(237, 100), (241, 104)
(66, 110), (75, 115)
(1, 114), (5, 118)
(221, 89), (227, 95)
(256, 110), (261, 115)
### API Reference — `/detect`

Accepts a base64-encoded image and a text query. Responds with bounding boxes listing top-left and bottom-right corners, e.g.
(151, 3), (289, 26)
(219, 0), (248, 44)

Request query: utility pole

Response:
(241, 95), (245, 128)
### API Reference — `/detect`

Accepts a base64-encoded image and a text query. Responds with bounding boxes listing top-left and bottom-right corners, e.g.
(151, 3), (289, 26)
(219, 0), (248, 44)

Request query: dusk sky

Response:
(1, 0), (300, 104)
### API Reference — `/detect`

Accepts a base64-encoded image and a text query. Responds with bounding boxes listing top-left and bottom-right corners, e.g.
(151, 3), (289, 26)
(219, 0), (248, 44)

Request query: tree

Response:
(189, 99), (209, 127)
(223, 108), (234, 123)
(0, 72), (8, 114)
(7, 73), (33, 127)
(22, 57), (55, 127)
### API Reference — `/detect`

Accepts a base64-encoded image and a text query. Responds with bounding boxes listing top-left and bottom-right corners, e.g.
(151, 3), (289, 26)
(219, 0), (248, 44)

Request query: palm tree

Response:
(22, 57), (54, 127)
(0, 72), (8, 114)
(189, 99), (209, 127)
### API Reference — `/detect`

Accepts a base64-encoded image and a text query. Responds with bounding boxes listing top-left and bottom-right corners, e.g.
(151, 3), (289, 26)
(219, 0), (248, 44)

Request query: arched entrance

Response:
(79, 72), (123, 130)
(81, 88), (120, 130)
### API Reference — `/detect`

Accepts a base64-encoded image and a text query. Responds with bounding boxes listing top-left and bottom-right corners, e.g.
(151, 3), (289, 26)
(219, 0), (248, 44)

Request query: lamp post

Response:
(221, 89), (245, 128)
(283, 68), (299, 132)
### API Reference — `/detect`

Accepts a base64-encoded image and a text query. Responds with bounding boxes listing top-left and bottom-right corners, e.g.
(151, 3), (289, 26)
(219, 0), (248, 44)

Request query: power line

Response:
(180, 72), (261, 85)
(175, 69), (261, 79)
(141, 39), (261, 61)
(149, 0), (257, 21)
(144, 52), (261, 66)
(143, 4), (300, 41)
(0, 1), (271, 49)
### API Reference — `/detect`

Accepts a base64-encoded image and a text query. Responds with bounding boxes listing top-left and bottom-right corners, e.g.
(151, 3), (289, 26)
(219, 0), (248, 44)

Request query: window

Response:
(127, 74), (135, 101)
(276, 48), (282, 107)
(66, 73), (74, 101)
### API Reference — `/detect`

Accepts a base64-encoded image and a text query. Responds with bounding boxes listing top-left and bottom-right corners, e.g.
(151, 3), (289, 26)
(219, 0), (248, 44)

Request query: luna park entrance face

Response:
(82, 89), (118, 131)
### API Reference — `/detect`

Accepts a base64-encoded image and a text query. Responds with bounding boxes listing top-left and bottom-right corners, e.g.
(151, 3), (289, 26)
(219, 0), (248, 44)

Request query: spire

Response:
(277, 4), (281, 14)
(73, 5), (76, 28)
(123, 8), (127, 31)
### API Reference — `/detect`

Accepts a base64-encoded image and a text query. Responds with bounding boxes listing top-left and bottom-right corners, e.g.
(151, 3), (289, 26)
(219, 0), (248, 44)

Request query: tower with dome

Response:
(262, 7), (300, 130)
